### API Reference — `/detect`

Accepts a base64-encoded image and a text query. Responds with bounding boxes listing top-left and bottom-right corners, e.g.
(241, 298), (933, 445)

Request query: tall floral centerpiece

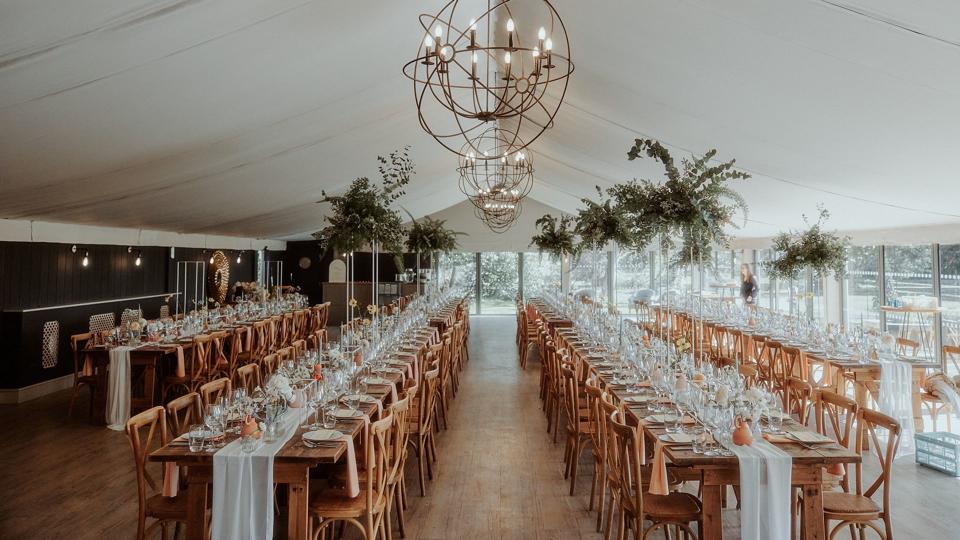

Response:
(530, 214), (579, 295)
(608, 139), (750, 360)
(764, 207), (848, 322)
(313, 147), (414, 345)
(405, 211), (465, 295)
(573, 189), (637, 305)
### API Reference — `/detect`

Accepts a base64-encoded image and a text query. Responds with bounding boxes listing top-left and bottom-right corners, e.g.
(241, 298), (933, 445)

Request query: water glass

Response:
(665, 408), (682, 434)
(188, 425), (206, 452)
(240, 434), (259, 453)
(691, 427), (707, 454)
(321, 404), (337, 429)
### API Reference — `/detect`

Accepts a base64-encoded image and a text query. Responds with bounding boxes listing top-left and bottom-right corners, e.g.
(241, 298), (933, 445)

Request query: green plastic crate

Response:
(915, 431), (960, 477)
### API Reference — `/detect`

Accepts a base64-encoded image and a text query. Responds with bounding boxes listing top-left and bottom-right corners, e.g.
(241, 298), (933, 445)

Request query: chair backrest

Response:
(166, 392), (203, 437)
(739, 363), (759, 388)
(291, 339), (307, 359)
(784, 376), (814, 424)
(260, 353), (278, 377)
(208, 330), (231, 379)
(185, 334), (213, 382)
(386, 395), (411, 483)
(897, 337), (920, 357)
(414, 368), (440, 430)
(236, 363), (261, 395)
(782, 346), (805, 380)
(126, 407), (169, 514)
(199, 377), (232, 408)
(815, 389), (858, 488)
(317, 302), (331, 329)
(70, 332), (94, 379)
(944, 345), (960, 374)
(364, 413), (393, 517)
(251, 320), (270, 358)
(584, 378), (603, 453)
(853, 408), (901, 516)
(609, 412), (645, 519)
(560, 365), (581, 433)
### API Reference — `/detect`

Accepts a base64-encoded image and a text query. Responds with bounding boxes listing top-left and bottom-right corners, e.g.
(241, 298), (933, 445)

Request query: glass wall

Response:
(844, 246), (881, 330)
(941, 244), (960, 375)
(441, 252), (477, 313)
(883, 245), (935, 358)
(615, 249), (654, 312)
(478, 252), (519, 314)
(522, 252), (561, 300)
(570, 250), (608, 300)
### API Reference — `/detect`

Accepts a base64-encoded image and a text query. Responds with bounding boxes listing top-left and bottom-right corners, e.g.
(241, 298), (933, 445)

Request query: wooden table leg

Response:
(287, 470), (310, 540)
(186, 467), (210, 540)
(800, 481), (825, 540)
(702, 483), (724, 540)
(912, 368), (925, 432)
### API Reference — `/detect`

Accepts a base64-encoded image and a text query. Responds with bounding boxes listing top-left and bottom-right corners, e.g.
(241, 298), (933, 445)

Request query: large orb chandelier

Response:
(404, 0), (573, 158)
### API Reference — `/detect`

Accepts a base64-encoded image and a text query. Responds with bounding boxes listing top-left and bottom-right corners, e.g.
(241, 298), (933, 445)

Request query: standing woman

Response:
(740, 263), (759, 305)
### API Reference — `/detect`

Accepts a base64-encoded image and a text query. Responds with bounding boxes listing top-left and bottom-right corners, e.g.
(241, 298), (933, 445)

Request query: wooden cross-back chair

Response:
(162, 334), (212, 399)
(784, 376), (815, 425)
(68, 332), (97, 418)
(814, 389), (859, 492)
(407, 366), (440, 496)
(207, 330), (231, 381)
(260, 353), (278, 378)
(384, 394), (411, 540)
(126, 406), (188, 540)
(822, 408), (900, 540)
(561, 365), (594, 497)
(309, 413), (393, 540)
(166, 392), (203, 437)
(199, 377), (232, 408)
(608, 414), (702, 540)
(235, 363), (261, 395)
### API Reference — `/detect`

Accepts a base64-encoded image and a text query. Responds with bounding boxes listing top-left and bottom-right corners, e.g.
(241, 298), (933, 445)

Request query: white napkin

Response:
(725, 438), (792, 540)
(106, 346), (133, 431)
(878, 358), (915, 455)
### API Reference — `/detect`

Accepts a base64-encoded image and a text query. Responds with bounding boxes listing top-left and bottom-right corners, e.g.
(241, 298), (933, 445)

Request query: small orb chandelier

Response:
(404, 0), (574, 158)
(468, 186), (525, 233)
(457, 125), (533, 233)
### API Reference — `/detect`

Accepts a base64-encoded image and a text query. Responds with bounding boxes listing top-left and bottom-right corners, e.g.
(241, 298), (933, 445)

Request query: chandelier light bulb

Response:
(545, 37), (553, 51)
(469, 18), (477, 31)
(506, 18), (514, 32)
(135, 253), (142, 266)
(424, 35), (434, 48)
(504, 51), (511, 64)
(434, 24), (443, 38)
(532, 47), (540, 58)
(472, 51), (478, 63)
(538, 27), (546, 40)
(82, 251), (89, 267)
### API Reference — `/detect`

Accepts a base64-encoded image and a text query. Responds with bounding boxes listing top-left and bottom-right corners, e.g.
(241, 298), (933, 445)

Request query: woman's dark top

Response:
(740, 276), (759, 304)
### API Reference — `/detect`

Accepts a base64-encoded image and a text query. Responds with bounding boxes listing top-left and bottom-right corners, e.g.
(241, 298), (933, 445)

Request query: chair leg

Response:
(394, 482), (406, 538)
(417, 443), (427, 496)
(569, 439), (581, 496)
(589, 462), (599, 511)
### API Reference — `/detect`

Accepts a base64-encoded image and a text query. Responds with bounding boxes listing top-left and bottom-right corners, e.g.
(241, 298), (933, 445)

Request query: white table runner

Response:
(211, 405), (311, 540)
(878, 357), (915, 455)
(726, 437), (792, 540)
(106, 346), (133, 431)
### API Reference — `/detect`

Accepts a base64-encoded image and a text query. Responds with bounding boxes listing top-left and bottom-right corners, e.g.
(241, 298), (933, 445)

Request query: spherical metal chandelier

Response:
(468, 187), (525, 233)
(403, 0), (574, 158)
(457, 125), (533, 233)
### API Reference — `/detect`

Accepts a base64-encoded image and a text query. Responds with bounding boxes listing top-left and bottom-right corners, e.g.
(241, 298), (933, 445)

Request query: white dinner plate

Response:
(334, 408), (365, 419)
(303, 429), (340, 442)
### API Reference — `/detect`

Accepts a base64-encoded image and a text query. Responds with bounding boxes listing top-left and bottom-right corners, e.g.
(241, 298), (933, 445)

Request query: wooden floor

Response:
(2, 316), (959, 539)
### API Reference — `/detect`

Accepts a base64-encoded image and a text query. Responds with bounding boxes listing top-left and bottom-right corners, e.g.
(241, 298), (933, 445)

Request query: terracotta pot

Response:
(732, 415), (754, 446)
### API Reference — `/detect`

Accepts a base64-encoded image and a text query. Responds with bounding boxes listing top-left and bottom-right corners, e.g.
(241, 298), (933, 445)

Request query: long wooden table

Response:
(530, 300), (861, 540)
(148, 334), (435, 539)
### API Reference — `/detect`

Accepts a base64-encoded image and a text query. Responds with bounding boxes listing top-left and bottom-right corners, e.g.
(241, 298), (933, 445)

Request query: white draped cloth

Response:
(211, 405), (311, 540)
(726, 437), (792, 540)
(106, 346), (133, 431)
(878, 357), (915, 455)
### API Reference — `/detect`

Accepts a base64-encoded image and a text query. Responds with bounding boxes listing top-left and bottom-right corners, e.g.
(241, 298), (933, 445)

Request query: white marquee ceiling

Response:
(1, 0), (959, 245)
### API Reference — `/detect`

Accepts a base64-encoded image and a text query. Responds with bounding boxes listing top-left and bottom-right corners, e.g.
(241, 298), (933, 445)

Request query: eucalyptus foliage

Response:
(606, 139), (750, 267)
(765, 207), (849, 280)
(404, 210), (465, 256)
(312, 147), (413, 256)
(574, 187), (637, 252)
(530, 214), (579, 260)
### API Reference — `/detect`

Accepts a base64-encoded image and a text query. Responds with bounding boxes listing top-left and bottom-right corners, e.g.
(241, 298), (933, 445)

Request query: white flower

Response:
(744, 387), (764, 404)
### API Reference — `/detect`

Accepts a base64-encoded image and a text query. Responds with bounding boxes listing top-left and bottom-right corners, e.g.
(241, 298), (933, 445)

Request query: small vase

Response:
(263, 421), (280, 443)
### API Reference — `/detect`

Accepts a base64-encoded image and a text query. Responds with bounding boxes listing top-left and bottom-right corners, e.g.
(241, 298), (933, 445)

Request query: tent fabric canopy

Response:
(1, 0), (958, 244)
